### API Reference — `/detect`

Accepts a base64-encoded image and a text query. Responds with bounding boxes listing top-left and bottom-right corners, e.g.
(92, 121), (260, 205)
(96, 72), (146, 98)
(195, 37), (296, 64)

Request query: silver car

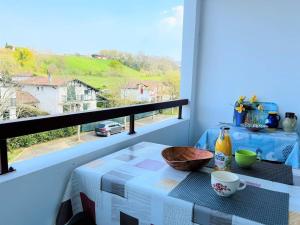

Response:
(95, 121), (124, 137)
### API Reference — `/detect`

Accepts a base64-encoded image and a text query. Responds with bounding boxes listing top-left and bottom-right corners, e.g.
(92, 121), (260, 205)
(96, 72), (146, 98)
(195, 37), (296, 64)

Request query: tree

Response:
(0, 73), (17, 119)
(16, 105), (48, 118)
(13, 47), (34, 67)
(99, 49), (179, 74)
(0, 72), (43, 120)
(47, 63), (59, 75)
(162, 71), (180, 100)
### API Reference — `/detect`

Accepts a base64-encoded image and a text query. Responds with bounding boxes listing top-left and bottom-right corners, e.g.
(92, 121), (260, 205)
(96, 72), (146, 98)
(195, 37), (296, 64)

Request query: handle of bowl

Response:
(237, 180), (247, 191)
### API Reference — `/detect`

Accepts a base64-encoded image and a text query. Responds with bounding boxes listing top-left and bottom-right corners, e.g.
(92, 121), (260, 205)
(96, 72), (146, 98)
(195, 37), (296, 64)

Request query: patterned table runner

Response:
(206, 157), (293, 185)
(169, 171), (289, 225)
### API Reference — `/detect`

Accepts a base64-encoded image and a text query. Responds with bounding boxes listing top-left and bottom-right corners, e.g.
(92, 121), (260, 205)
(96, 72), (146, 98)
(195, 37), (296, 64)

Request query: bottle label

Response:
(215, 152), (231, 170)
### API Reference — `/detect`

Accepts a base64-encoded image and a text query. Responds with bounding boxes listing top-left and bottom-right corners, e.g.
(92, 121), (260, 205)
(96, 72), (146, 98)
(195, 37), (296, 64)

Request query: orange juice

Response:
(214, 127), (232, 171)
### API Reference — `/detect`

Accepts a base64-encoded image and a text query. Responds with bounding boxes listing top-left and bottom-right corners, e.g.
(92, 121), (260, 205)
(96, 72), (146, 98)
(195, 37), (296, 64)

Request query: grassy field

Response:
(60, 55), (163, 90)
(0, 48), (166, 91)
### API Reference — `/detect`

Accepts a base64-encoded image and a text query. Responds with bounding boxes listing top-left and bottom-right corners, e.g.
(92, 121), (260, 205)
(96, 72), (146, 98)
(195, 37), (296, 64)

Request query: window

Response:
(2, 1), (184, 163)
(83, 103), (89, 111)
(10, 98), (16, 107)
(63, 105), (70, 113)
(3, 111), (10, 120)
(67, 86), (76, 101)
(84, 90), (90, 95)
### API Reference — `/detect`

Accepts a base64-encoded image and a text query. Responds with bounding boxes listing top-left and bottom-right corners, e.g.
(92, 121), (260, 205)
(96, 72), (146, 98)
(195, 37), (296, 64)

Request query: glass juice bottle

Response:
(214, 127), (232, 171)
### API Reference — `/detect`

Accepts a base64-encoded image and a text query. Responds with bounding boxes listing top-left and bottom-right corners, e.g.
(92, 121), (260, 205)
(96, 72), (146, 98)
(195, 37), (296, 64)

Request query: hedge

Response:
(8, 126), (77, 151)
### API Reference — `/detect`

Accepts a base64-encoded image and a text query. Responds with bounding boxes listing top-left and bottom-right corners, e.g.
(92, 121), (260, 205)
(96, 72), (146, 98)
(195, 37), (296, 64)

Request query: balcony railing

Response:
(0, 99), (188, 175)
(61, 95), (96, 103)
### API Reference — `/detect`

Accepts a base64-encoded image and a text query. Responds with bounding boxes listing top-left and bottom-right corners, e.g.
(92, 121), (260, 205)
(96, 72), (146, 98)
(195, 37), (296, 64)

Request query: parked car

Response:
(95, 121), (124, 137)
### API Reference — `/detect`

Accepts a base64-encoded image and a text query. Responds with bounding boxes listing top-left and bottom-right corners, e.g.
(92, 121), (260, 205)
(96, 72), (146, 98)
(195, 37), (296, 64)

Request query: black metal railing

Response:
(0, 99), (188, 175)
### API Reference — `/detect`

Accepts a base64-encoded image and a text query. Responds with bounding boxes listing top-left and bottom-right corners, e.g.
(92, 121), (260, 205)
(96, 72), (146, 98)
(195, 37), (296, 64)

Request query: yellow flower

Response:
(235, 104), (245, 113)
(250, 95), (257, 103)
(257, 104), (264, 111)
(238, 96), (246, 104)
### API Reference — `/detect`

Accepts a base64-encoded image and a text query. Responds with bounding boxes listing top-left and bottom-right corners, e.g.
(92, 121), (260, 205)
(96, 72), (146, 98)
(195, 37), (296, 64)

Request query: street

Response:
(11, 114), (175, 162)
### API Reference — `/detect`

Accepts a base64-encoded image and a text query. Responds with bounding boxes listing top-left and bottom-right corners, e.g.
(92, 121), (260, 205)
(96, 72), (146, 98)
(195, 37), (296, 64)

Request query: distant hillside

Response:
(0, 47), (179, 94)
(99, 49), (179, 74)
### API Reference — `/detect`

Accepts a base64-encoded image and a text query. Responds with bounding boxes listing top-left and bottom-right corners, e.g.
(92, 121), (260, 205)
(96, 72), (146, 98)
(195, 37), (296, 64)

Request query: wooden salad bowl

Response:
(161, 147), (213, 171)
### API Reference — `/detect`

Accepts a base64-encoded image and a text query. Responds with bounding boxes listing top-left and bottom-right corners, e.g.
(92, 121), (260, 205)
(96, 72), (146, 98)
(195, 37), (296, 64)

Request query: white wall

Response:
(22, 85), (61, 114)
(191, 0), (300, 143)
(0, 119), (189, 225)
(121, 88), (152, 102)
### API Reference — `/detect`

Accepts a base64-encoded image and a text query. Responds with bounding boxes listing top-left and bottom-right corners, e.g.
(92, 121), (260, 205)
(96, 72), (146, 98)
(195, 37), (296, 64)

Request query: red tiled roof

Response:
(123, 83), (145, 89)
(141, 80), (162, 88)
(123, 81), (162, 89)
(20, 77), (71, 86)
(12, 73), (33, 77)
(16, 90), (39, 105)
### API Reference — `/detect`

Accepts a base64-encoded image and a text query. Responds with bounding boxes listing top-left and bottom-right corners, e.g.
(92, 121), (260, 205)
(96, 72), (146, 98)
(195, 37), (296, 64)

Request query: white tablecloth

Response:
(56, 142), (300, 225)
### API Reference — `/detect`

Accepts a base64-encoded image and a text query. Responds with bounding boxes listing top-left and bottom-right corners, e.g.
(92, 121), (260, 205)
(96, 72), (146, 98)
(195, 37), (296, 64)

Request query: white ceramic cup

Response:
(211, 171), (246, 197)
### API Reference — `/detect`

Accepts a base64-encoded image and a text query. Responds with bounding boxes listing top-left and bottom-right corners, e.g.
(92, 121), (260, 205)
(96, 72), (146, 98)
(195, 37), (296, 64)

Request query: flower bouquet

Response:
(234, 95), (265, 127)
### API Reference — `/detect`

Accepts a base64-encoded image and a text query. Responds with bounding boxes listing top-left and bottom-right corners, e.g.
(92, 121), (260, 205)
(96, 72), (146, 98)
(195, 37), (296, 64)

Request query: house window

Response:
(67, 86), (76, 101)
(3, 111), (10, 120)
(83, 103), (89, 111)
(10, 98), (16, 107)
(63, 105), (70, 113)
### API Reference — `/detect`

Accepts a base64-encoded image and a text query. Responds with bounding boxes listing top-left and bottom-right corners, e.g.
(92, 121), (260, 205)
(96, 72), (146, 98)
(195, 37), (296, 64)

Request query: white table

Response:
(56, 142), (300, 225)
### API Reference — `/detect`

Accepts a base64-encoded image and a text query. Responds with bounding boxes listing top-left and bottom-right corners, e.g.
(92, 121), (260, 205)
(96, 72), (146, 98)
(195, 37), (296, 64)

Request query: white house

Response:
(19, 75), (98, 114)
(0, 77), (17, 120)
(121, 82), (152, 102)
(120, 81), (170, 103)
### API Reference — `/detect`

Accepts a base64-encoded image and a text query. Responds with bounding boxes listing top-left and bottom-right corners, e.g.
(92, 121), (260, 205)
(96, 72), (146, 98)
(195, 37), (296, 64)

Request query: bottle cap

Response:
(220, 126), (230, 130)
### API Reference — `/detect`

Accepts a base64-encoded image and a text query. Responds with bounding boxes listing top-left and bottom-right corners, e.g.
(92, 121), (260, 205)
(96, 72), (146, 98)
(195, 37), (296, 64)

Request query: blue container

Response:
(234, 110), (246, 126)
(265, 112), (281, 128)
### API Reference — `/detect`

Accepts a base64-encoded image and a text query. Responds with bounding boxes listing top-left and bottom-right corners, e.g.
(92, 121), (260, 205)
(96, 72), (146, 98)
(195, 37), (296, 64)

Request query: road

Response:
(11, 114), (175, 162)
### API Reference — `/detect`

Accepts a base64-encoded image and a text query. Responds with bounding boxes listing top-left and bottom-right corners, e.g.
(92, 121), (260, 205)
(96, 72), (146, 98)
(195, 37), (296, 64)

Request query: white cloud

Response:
(160, 5), (184, 28)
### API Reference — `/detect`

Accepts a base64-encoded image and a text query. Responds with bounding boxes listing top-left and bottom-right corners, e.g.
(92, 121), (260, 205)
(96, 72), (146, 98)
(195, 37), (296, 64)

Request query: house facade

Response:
(20, 76), (98, 114)
(121, 83), (152, 102)
(120, 81), (170, 103)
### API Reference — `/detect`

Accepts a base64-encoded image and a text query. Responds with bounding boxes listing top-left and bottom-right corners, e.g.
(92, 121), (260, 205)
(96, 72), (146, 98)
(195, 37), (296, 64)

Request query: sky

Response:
(0, 0), (184, 61)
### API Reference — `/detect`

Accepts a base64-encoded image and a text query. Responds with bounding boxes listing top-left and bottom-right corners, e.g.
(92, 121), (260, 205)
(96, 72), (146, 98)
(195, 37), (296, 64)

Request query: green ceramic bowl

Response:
(235, 150), (257, 168)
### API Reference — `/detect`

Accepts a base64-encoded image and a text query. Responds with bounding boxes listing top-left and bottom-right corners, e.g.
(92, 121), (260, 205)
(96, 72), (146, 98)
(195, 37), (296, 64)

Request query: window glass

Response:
(1, 1), (184, 163)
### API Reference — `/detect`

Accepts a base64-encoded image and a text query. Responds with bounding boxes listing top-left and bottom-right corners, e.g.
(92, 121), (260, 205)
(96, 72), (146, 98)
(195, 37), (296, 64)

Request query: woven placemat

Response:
(206, 158), (293, 185)
(169, 172), (289, 225)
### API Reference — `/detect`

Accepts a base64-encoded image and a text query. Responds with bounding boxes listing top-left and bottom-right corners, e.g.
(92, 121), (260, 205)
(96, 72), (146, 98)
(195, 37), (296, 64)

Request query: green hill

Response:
(0, 48), (164, 91)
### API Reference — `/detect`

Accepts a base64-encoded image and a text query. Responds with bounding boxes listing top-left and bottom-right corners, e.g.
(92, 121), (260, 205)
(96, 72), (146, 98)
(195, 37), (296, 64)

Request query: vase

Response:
(234, 110), (246, 126)
(282, 112), (297, 132)
(265, 112), (280, 128)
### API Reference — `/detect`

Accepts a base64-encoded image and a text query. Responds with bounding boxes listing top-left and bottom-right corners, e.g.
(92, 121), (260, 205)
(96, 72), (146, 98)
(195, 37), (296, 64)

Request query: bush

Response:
(17, 105), (48, 118)
(8, 127), (77, 151)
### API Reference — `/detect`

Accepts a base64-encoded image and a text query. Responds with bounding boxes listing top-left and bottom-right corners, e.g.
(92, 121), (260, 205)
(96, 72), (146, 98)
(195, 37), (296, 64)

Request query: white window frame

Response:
(180, 0), (202, 144)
